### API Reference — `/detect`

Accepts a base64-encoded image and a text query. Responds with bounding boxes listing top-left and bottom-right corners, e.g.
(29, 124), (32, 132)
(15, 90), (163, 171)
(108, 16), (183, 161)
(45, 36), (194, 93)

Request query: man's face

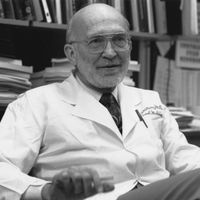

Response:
(73, 19), (131, 91)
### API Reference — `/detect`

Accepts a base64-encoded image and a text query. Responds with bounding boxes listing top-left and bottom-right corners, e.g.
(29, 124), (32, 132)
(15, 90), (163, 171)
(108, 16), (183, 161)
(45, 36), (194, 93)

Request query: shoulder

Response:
(7, 82), (61, 112)
(19, 82), (60, 101)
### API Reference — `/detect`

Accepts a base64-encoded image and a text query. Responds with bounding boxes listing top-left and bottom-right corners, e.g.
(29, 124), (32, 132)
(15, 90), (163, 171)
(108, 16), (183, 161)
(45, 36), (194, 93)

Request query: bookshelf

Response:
(0, 18), (199, 89)
(0, 19), (66, 71)
(0, 0), (200, 127)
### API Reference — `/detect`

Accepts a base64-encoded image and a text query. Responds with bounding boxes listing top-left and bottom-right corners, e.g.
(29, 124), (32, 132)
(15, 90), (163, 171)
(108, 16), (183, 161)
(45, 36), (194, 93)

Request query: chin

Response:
(100, 78), (122, 88)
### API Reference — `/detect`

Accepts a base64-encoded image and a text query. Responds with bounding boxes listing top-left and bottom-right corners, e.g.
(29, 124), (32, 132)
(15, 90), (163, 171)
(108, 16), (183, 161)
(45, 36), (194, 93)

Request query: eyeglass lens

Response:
(87, 34), (130, 53)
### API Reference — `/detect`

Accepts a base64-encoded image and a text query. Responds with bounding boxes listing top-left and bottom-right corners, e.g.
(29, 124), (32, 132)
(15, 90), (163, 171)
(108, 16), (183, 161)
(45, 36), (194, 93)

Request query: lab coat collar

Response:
(59, 74), (142, 139)
(118, 83), (142, 138)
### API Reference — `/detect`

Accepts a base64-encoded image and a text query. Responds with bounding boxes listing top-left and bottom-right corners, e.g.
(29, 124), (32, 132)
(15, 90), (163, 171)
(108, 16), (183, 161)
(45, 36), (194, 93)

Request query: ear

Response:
(64, 44), (77, 66)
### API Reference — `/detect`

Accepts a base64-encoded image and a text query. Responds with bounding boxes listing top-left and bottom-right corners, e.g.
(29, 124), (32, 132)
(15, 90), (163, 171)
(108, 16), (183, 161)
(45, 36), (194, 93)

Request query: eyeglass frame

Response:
(68, 33), (132, 54)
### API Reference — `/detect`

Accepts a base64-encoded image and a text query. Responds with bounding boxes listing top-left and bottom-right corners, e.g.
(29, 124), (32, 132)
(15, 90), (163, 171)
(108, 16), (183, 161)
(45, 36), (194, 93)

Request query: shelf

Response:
(31, 21), (67, 30)
(130, 31), (200, 42)
(1, 19), (200, 42)
(129, 31), (172, 41)
(0, 18), (29, 27)
(0, 19), (67, 31)
(0, 20), (66, 69)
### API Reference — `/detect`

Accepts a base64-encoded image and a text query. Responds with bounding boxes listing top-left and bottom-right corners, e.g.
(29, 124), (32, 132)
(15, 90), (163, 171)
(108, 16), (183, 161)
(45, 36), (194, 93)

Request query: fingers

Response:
(81, 170), (97, 197)
(51, 167), (112, 199)
(102, 181), (115, 192)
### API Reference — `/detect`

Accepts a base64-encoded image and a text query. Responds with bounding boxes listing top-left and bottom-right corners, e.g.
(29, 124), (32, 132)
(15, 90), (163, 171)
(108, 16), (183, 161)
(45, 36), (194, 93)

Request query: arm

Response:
(22, 168), (114, 200)
(0, 95), (47, 200)
(155, 96), (200, 174)
(0, 95), (114, 200)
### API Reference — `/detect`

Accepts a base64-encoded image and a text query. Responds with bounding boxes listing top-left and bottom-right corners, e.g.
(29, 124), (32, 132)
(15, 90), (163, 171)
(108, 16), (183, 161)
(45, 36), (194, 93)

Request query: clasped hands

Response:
(41, 167), (114, 200)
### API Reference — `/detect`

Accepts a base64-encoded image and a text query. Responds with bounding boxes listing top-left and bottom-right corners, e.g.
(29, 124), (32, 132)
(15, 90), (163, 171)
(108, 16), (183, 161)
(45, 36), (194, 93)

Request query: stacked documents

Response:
(0, 60), (33, 106)
(168, 106), (194, 129)
(31, 58), (75, 88)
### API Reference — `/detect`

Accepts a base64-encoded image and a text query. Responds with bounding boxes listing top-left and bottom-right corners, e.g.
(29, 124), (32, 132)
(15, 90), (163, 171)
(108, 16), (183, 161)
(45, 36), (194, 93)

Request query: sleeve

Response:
(156, 93), (200, 175)
(0, 94), (48, 200)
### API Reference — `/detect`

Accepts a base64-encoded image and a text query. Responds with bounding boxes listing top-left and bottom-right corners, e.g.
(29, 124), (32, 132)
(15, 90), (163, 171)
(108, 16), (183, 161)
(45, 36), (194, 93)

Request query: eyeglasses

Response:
(69, 33), (131, 54)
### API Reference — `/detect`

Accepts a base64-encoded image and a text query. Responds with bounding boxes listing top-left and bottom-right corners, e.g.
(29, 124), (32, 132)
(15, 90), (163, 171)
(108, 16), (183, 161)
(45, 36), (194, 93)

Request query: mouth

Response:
(98, 64), (121, 69)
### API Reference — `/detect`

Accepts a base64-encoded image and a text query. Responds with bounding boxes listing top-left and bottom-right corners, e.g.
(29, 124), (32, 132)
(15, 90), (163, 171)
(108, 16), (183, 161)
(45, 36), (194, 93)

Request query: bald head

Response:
(66, 3), (130, 42)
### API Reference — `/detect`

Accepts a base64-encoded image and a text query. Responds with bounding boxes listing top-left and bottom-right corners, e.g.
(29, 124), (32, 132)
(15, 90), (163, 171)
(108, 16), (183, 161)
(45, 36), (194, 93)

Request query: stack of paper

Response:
(123, 60), (140, 87)
(31, 59), (75, 88)
(168, 106), (194, 129)
(0, 60), (33, 106)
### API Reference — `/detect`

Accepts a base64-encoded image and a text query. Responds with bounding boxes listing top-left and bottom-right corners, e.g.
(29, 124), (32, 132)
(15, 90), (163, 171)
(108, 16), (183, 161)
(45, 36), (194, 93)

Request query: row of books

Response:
(154, 55), (200, 114)
(123, 0), (200, 35)
(0, 0), (198, 36)
(0, 0), (113, 24)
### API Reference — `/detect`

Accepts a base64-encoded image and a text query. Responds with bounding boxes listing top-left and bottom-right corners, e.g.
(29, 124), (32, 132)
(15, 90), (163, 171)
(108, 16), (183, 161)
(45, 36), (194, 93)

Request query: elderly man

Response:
(1, 3), (200, 200)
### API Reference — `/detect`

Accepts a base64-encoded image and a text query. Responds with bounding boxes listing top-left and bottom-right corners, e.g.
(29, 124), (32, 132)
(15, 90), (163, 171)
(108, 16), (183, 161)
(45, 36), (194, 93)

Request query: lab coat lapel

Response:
(118, 84), (142, 138)
(60, 74), (121, 137)
(72, 91), (120, 135)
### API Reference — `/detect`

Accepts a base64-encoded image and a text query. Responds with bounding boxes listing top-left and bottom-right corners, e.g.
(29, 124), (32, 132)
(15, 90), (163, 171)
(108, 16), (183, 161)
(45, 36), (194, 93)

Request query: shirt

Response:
(1, 73), (200, 200)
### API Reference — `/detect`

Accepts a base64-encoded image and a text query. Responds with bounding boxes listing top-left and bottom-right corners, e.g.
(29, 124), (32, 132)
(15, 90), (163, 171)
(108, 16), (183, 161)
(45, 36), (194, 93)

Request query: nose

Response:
(102, 40), (117, 59)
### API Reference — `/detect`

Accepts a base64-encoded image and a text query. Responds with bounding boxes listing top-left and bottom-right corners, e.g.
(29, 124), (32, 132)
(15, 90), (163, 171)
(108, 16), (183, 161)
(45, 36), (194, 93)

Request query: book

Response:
(130, 0), (139, 32)
(0, 61), (33, 74)
(21, 0), (35, 20)
(55, 0), (61, 24)
(31, 57), (75, 87)
(31, 65), (73, 87)
(123, 0), (133, 30)
(165, 0), (182, 35)
(146, 0), (155, 33)
(40, 0), (52, 23)
(137, 0), (148, 32)
(32, 0), (44, 21)
(113, 0), (122, 12)
(65, 0), (74, 24)
(198, 0), (200, 34)
(0, 57), (22, 65)
(0, 59), (33, 103)
(46, 0), (57, 23)
(0, 91), (18, 106)
(1, 0), (15, 19)
(0, 68), (31, 79)
(0, 0), (5, 18)
(74, 0), (108, 12)
(153, 0), (167, 34)
(12, 0), (24, 19)
(181, 0), (198, 36)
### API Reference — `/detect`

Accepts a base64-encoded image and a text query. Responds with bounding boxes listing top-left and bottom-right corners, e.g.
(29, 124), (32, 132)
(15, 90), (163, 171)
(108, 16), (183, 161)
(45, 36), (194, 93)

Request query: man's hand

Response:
(41, 167), (114, 200)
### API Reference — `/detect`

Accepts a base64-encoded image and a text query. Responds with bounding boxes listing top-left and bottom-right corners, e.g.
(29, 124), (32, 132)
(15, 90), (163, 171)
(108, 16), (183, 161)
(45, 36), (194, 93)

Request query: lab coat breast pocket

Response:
(125, 114), (166, 174)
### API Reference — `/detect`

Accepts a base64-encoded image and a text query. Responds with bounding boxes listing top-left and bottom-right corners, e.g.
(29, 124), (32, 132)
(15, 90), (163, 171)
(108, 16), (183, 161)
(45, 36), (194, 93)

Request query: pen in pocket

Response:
(135, 109), (148, 128)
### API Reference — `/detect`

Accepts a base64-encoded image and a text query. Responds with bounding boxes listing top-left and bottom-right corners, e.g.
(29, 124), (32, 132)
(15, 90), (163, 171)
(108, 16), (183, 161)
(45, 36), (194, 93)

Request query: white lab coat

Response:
(0, 73), (200, 199)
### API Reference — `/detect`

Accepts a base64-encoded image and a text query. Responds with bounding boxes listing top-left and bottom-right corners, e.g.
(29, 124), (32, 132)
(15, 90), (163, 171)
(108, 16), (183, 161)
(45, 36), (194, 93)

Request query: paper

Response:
(176, 40), (200, 69)
(156, 41), (171, 56)
(85, 180), (135, 200)
(153, 56), (179, 105)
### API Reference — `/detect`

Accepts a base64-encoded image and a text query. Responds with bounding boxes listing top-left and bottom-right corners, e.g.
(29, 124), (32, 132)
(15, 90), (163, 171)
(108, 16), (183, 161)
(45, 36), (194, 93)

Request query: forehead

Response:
(87, 19), (127, 37)
(71, 5), (128, 39)
(75, 18), (128, 39)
